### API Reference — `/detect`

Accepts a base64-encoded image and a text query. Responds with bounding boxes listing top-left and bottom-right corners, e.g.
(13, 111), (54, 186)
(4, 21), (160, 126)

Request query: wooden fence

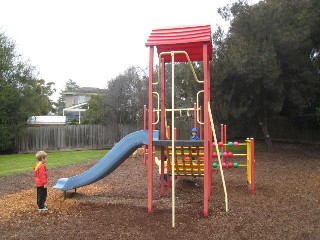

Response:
(15, 117), (320, 153)
(15, 124), (141, 153)
(266, 117), (320, 144)
(224, 116), (320, 144)
(175, 116), (320, 144)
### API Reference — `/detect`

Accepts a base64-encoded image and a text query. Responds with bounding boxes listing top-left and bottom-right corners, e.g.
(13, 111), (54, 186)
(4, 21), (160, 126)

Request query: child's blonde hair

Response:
(35, 151), (47, 161)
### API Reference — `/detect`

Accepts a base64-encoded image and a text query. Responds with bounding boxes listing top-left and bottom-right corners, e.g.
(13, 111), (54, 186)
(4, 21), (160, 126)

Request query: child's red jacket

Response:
(33, 162), (48, 187)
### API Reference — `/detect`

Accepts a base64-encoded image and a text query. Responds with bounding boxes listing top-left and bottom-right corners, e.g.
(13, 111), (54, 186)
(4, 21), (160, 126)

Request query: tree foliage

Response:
(153, 61), (204, 129)
(161, 62), (204, 109)
(64, 79), (79, 92)
(54, 79), (79, 115)
(0, 32), (54, 153)
(83, 63), (204, 130)
(212, 0), (320, 151)
(83, 66), (148, 126)
(82, 94), (101, 124)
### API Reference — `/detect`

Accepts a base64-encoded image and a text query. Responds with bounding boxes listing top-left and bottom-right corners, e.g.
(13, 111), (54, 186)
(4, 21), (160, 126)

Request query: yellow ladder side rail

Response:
(208, 103), (229, 212)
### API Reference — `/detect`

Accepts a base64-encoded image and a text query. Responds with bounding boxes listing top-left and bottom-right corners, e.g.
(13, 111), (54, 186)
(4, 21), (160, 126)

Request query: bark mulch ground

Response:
(0, 142), (319, 239)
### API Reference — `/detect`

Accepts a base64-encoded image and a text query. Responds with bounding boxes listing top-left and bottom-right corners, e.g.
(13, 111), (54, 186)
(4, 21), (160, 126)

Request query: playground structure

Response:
(53, 25), (255, 228)
(145, 25), (214, 222)
(145, 25), (255, 226)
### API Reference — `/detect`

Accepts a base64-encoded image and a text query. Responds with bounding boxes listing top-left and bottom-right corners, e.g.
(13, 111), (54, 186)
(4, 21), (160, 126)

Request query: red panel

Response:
(146, 25), (213, 62)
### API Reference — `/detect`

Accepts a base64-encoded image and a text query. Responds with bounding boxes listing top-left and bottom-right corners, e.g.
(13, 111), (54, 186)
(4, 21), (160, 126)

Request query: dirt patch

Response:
(0, 142), (319, 239)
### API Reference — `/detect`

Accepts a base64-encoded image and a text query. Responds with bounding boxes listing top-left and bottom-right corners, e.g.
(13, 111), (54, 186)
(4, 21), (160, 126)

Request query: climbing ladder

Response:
(166, 146), (205, 176)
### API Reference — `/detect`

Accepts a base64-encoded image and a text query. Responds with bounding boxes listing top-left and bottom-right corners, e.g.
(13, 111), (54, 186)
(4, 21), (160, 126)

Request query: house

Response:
(62, 87), (106, 123)
(62, 87), (106, 108)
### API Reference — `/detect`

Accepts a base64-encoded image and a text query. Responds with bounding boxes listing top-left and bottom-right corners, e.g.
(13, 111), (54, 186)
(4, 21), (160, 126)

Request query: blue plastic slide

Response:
(53, 130), (159, 191)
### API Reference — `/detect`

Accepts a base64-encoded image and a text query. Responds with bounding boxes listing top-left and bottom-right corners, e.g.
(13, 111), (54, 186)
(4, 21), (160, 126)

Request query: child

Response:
(189, 127), (199, 161)
(155, 155), (168, 186)
(33, 151), (48, 211)
(189, 127), (200, 140)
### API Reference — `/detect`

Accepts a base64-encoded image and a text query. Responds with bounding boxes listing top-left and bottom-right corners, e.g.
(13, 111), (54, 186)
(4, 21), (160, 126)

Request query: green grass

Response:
(0, 142), (263, 177)
(0, 150), (108, 177)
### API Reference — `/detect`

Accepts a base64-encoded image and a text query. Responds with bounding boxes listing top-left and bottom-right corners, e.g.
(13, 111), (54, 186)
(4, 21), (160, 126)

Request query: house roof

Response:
(62, 87), (106, 95)
(145, 25), (213, 62)
(28, 116), (66, 125)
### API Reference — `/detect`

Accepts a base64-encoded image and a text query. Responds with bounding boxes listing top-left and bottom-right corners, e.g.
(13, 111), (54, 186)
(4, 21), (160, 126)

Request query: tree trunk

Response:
(259, 117), (273, 153)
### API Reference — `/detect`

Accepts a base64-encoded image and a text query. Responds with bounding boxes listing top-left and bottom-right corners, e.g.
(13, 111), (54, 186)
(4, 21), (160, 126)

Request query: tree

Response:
(54, 79), (79, 115)
(84, 66), (148, 128)
(153, 61), (204, 132)
(163, 62), (204, 109)
(213, 0), (320, 151)
(64, 79), (79, 91)
(81, 94), (102, 124)
(0, 32), (55, 152)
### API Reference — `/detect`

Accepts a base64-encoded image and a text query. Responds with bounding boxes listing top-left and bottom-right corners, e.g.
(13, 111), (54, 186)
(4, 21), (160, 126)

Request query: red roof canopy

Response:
(145, 25), (213, 62)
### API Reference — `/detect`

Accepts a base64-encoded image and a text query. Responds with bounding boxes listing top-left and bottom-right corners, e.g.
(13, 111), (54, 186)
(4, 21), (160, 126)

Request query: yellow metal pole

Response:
(246, 138), (251, 184)
(208, 103), (228, 212)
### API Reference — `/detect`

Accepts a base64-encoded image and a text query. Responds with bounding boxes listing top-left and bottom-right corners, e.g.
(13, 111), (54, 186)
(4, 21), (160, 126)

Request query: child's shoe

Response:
(38, 206), (48, 211)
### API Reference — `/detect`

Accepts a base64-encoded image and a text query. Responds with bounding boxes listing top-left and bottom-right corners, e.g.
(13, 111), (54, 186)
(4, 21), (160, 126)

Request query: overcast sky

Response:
(0, 0), (260, 101)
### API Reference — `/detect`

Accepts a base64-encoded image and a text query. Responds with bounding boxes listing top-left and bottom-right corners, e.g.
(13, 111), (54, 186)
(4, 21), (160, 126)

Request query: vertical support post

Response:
(160, 58), (166, 196)
(143, 105), (147, 130)
(221, 124), (225, 163)
(203, 43), (211, 217)
(200, 106), (203, 139)
(220, 124), (223, 158)
(223, 124), (227, 162)
(147, 46), (154, 213)
(224, 125), (227, 150)
(153, 108), (156, 154)
(246, 138), (250, 183)
(250, 138), (255, 195)
(171, 52), (176, 228)
(143, 105), (147, 166)
(208, 108), (212, 196)
(167, 126), (171, 139)
(193, 103), (197, 129)
(220, 124), (223, 144)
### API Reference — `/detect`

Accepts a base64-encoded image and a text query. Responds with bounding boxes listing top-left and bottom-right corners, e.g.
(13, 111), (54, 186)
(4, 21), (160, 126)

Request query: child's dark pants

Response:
(159, 174), (168, 186)
(37, 186), (47, 209)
